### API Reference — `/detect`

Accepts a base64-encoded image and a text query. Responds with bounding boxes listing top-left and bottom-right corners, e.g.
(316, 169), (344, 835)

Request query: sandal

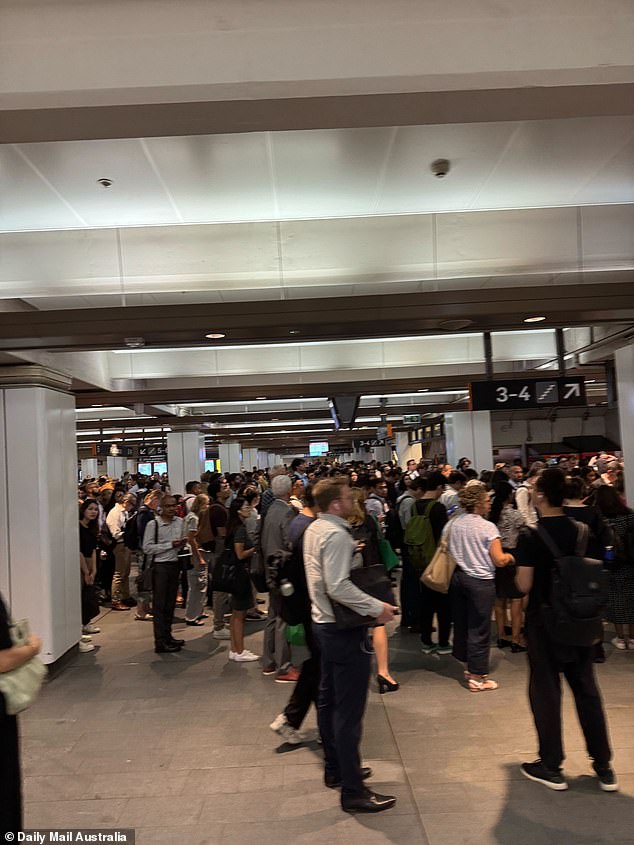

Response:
(468, 676), (499, 692)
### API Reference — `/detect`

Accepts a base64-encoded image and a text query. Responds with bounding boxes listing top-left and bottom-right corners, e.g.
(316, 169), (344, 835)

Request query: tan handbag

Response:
(421, 523), (457, 593)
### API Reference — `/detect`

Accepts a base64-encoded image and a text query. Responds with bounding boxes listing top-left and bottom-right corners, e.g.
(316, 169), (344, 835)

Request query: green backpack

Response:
(404, 500), (437, 571)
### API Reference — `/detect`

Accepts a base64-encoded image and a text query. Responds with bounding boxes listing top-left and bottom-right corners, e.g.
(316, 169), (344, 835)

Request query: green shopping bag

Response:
(286, 623), (306, 647)
(378, 537), (400, 572)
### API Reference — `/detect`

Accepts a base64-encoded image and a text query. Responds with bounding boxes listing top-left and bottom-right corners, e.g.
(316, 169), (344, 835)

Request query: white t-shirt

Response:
(444, 513), (500, 580)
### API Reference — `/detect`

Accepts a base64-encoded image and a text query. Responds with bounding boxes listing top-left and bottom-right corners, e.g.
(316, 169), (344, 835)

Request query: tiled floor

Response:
(21, 606), (634, 845)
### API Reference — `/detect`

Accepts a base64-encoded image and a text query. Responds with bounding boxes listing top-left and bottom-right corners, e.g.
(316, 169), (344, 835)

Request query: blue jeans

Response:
(313, 623), (372, 796)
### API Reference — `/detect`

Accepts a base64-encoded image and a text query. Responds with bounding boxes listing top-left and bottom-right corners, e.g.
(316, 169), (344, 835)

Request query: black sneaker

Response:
(521, 760), (568, 791)
(593, 764), (619, 792)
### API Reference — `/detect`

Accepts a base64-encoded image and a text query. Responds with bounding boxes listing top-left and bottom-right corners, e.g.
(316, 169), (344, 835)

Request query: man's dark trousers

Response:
(152, 561), (180, 647)
(284, 607), (320, 729)
(313, 623), (371, 797)
(526, 617), (612, 771)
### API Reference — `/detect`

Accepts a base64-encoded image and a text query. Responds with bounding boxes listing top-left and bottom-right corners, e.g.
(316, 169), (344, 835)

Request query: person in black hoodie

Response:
(515, 468), (617, 793)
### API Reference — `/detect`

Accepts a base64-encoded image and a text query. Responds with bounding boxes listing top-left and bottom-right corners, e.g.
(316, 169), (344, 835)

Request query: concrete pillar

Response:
(81, 458), (99, 479)
(267, 453), (278, 469)
(168, 430), (205, 495)
(219, 442), (242, 475)
(106, 456), (127, 479)
(372, 446), (392, 463)
(242, 447), (259, 471)
(0, 367), (80, 663)
(615, 344), (634, 502)
(126, 459), (137, 474)
(444, 411), (493, 474)
(394, 431), (422, 469)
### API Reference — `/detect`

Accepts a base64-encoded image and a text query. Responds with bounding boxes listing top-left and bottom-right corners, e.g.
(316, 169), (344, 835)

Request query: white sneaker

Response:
(80, 634), (92, 643)
(228, 651), (237, 661)
(611, 637), (627, 650)
(82, 623), (101, 635)
(213, 628), (231, 640)
(232, 650), (259, 662)
(270, 713), (287, 732)
(79, 639), (95, 653)
(278, 722), (303, 745)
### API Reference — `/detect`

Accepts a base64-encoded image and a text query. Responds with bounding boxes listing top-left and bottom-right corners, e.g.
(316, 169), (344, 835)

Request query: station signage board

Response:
(470, 377), (586, 412)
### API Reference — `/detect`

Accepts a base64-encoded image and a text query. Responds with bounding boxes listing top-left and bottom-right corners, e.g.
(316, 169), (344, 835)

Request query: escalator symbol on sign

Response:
(536, 382), (559, 404)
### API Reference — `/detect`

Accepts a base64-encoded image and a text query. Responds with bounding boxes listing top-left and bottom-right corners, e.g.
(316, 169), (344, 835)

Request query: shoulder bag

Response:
(421, 521), (457, 593)
(330, 564), (396, 629)
(0, 619), (47, 715)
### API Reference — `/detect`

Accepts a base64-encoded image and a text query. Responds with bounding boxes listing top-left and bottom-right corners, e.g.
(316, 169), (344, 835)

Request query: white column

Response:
(615, 344), (634, 502)
(218, 442), (242, 475)
(126, 459), (137, 474)
(0, 381), (80, 663)
(106, 456), (127, 478)
(267, 452), (278, 469)
(444, 411), (493, 473)
(167, 430), (205, 495)
(372, 446), (392, 463)
(242, 447), (259, 471)
(257, 450), (269, 468)
(81, 458), (98, 478)
(394, 432), (422, 468)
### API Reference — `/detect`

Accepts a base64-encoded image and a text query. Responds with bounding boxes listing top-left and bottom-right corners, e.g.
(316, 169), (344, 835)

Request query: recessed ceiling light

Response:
(417, 389), (429, 393)
(289, 329), (300, 335)
(255, 396), (267, 400)
(205, 332), (226, 339)
(524, 316), (547, 323)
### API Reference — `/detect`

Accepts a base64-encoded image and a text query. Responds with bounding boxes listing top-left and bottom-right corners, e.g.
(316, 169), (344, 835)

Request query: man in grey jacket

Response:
(304, 477), (397, 814)
(261, 474), (297, 682)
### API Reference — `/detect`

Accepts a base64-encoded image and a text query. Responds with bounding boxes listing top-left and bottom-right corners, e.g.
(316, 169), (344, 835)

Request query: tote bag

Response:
(0, 619), (47, 715)
(420, 523), (457, 594)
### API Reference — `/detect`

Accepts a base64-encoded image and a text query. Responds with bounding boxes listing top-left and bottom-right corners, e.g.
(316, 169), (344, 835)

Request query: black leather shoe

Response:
(325, 767), (372, 789)
(341, 789), (397, 813)
(155, 643), (181, 653)
(169, 638), (186, 646)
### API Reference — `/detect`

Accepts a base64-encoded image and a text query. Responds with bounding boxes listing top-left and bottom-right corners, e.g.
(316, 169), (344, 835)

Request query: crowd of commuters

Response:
(2, 449), (632, 828)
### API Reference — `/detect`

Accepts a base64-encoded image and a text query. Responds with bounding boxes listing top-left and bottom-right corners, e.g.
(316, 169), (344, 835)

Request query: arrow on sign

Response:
(564, 383), (582, 400)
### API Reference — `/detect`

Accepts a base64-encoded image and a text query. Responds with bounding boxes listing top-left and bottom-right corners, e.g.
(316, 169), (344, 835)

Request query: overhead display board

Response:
(470, 376), (586, 411)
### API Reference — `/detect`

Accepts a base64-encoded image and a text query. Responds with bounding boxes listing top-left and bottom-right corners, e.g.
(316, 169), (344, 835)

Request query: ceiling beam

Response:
(2, 83), (633, 144)
(1, 279), (633, 352)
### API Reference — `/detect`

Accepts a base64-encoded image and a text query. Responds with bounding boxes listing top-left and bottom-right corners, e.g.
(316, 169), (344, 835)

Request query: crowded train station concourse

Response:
(1, 1), (634, 842)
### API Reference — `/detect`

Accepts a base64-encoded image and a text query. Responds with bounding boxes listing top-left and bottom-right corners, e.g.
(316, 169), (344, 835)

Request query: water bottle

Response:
(604, 546), (615, 568)
(280, 578), (295, 597)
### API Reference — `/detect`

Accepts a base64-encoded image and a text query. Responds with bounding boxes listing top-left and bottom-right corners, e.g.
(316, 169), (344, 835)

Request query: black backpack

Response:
(123, 512), (140, 550)
(535, 521), (609, 648)
(267, 521), (312, 625)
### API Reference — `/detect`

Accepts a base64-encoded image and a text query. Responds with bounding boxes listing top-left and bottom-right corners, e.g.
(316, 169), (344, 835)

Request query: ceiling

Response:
(1, 6), (633, 453)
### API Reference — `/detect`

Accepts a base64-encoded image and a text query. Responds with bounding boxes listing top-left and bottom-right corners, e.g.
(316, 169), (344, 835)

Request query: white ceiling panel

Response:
(437, 207), (579, 277)
(376, 123), (518, 213)
(1, 118), (632, 233)
(143, 133), (276, 222)
(280, 215), (434, 283)
(0, 228), (119, 292)
(581, 204), (634, 269)
(120, 221), (279, 283)
(573, 138), (634, 206)
(271, 127), (395, 219)
(479, 117), (634, 209)
(15, 139), (180, 228)
(0, 145), (85, 230)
